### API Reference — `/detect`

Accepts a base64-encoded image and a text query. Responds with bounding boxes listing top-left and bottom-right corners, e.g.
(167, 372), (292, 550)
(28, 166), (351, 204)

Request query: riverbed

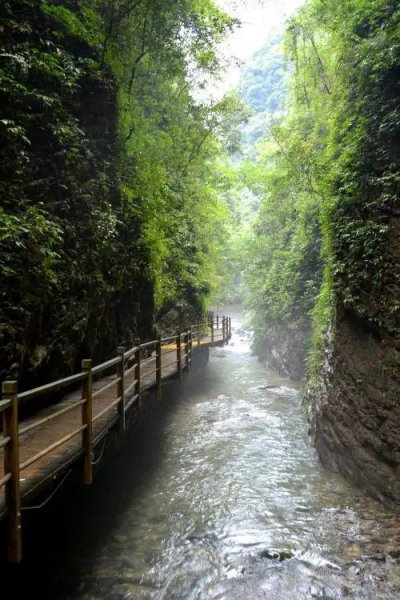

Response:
(6, 311), (400, 598)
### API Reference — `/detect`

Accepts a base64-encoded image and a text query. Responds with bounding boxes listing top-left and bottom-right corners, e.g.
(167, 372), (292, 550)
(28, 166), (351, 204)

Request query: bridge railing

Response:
(0, 315), (232, 562)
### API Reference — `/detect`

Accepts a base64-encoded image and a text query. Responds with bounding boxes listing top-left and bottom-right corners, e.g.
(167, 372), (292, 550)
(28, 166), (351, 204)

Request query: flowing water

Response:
(7, 311), (400, 598)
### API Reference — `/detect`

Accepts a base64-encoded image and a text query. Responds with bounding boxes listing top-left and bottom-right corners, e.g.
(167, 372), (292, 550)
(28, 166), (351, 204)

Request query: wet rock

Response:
(186, 531), (209, 543)
(370, 536), (387, 545)
(295, 505), (312, 513)
(361, 553), (387, 562)
(253, 322), (306, 380)
(259, 548), (294, 561)
(256, 384), (276, 390)
(113, 534), (129, 544)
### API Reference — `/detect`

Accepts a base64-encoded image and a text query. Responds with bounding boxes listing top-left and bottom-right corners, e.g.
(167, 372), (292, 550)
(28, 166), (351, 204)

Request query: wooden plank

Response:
(0, 324), (225, 536)
(19, 426), (85, 471)
(19, 399), (86, 436)
(18, 372), (86, 403)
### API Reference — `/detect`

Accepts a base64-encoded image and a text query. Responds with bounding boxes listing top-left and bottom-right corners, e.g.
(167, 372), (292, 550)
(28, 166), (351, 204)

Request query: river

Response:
(6, 310), (400, 598)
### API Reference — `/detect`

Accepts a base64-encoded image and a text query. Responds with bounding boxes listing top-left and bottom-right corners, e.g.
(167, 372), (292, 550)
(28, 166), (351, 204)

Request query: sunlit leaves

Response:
(241, 0), (400, 378)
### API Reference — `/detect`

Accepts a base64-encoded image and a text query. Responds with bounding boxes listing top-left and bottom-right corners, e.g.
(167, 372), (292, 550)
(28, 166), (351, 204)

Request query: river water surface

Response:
(10, 311), (400, 598)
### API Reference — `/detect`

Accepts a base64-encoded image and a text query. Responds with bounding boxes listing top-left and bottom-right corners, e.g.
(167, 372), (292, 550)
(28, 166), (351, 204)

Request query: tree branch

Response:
(128, 11), (150, 95)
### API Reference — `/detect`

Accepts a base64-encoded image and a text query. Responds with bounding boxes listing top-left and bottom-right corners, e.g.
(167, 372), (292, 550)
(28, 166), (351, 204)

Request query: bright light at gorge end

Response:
(208, 0), (305, 98)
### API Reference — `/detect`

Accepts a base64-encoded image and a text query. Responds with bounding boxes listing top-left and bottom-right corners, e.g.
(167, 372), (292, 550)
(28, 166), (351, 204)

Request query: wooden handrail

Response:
(0, 435), (11, 450)
(140, 340), (157, 350)
(92, 397), (122, 424)
(0, 473), (12, 489)
(160, 335), (177, 344)
(126, 393), (140, 411)
(124, 345), (139, 360)
(19, 399), (86, 436)
(19, 426), (86, 472)
(124, 361), (138, 378)
(91, 356), (120, 376)
(0, 399), (11, 413)
(18, 371), (87, 402)
(92, 377), (120, 400)
(124, 378), (138, 397)
(0, 314), (231, 563)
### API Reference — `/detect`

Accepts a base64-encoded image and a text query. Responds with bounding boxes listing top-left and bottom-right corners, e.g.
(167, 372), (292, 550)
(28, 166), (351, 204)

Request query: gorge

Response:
(1, 0), (400, 595)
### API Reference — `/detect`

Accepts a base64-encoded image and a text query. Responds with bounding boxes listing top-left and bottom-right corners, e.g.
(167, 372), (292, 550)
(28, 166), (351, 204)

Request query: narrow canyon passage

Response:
(6, 311), (400, 599)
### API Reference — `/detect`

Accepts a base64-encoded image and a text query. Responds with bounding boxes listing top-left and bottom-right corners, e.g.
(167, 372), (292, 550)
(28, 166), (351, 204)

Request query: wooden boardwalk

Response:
(0, 318), (231, 562)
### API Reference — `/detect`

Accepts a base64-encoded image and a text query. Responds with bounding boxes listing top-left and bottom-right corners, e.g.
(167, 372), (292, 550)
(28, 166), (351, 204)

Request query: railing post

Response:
(177, 330), (182, 379)
(2, 381), (22, 563)
(222, 316), (226, 342)
(210, 318), (214, 344)
(117, 346), (125, 434)
(156, 336), (162, 401)
(229, 317), (232, 339)
(189, 326), (193, 366)
(185, 330), (190, 371)
(216, 314), (219, 331)
(134, 338), (141, 409)
(81, 359), (93, 485)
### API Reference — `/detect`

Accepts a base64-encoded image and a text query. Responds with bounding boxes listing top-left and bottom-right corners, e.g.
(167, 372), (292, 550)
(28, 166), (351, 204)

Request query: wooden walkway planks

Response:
(0, 318), (232, 562)
(0, 330), (223, 519)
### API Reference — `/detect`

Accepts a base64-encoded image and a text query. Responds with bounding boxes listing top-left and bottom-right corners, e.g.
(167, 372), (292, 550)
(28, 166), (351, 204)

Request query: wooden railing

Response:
(0, 315), (232, 562)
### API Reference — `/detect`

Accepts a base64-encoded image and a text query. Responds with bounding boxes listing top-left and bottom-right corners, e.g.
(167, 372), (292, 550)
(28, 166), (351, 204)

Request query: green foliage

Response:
(241, 139), (323, 377)
(238, 36), (288, 155)
(0, 0), (240, 383)
(41, 1), (102, 45)
(0, 206), (62, 281)
(241, 0), (400, 379)
(105, 0), (239, 316)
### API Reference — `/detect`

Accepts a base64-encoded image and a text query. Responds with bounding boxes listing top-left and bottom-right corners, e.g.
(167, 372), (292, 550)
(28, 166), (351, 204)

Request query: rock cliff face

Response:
(240, 0), (400, 505)
(0, 2), (156, 388)
(255, 323), (309, 382)
(308, 212), (400, 507)
(305, 17), (400, 505)
(0, 1), (218, 391)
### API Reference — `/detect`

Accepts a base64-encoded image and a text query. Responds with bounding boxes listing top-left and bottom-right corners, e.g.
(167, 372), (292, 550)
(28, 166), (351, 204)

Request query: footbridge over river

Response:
(0, 315), (231, 563)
